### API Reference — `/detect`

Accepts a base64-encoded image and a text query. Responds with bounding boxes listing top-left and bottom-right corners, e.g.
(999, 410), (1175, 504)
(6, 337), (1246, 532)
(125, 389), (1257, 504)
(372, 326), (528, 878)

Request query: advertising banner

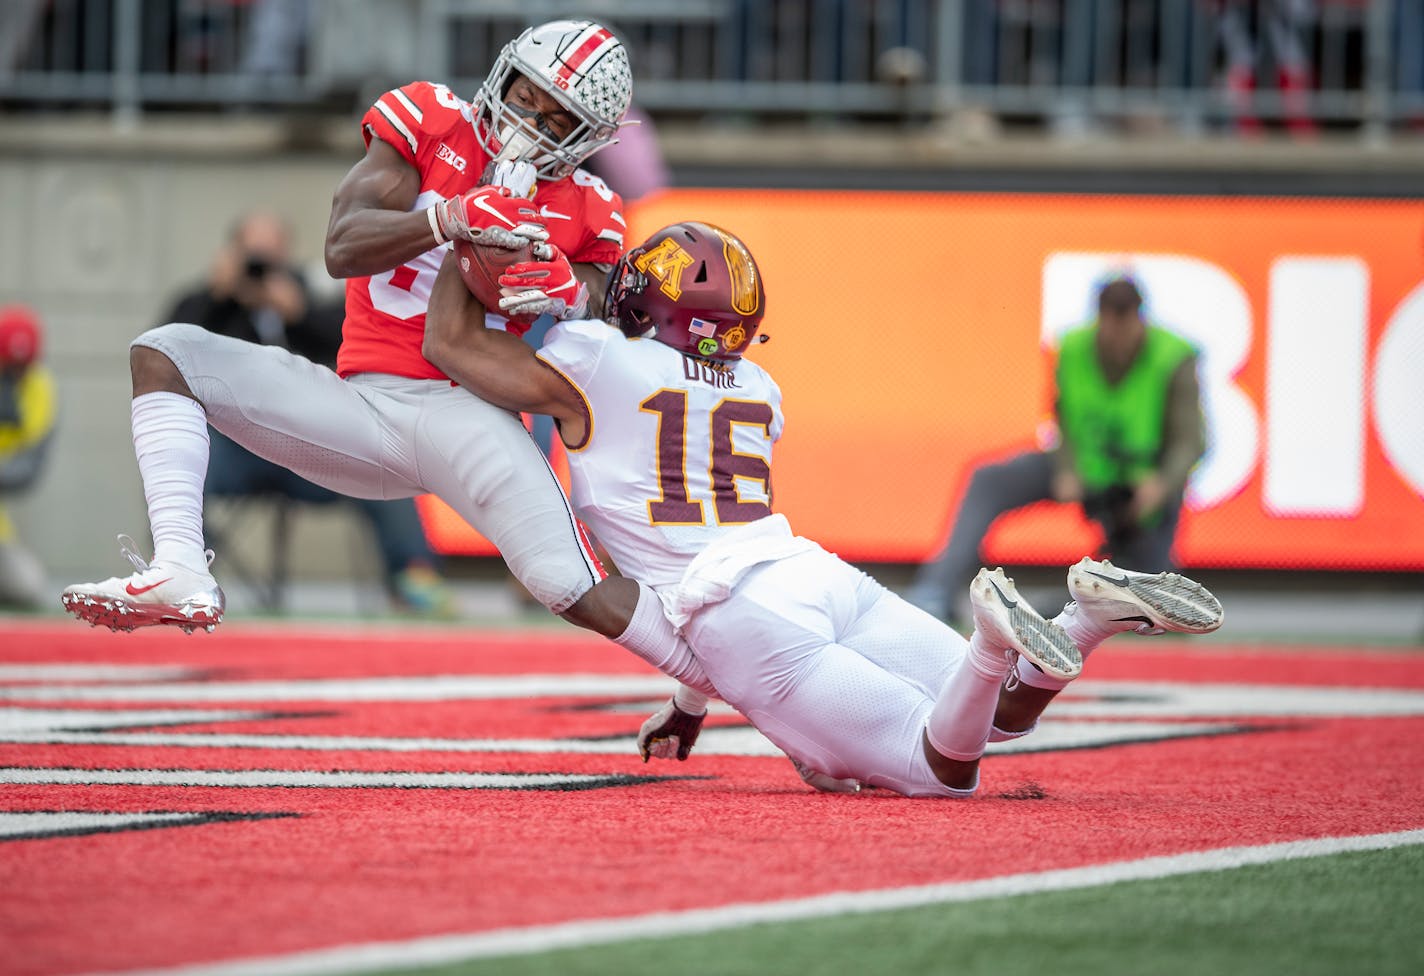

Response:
(420, 190), (1424, 570)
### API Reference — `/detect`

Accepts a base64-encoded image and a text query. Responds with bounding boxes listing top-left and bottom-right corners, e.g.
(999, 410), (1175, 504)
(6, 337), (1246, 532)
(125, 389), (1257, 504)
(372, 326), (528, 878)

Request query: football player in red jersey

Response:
(61, 21), (710, 693)
(327, 19), (632, 379)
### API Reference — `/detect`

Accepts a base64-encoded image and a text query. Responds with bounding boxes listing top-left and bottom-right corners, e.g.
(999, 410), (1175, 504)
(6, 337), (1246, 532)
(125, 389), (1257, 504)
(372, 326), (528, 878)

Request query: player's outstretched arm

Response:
(324, 139), (435, 279)
(423, 252), (589, 439)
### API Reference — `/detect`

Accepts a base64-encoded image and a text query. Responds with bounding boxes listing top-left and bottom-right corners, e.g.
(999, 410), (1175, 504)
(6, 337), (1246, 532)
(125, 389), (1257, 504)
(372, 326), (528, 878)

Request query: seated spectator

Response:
(1213, 0), (1318, 137)
(164, 211), (453, 617)
(907, 275), (1205, 627)
(0, 305), (56, 609)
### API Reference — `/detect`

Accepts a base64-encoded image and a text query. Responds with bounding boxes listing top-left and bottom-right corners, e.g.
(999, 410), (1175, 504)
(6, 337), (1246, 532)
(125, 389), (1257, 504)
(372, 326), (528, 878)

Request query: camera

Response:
(243, 256), (273, 280)
(1083, 484), (1140, 551)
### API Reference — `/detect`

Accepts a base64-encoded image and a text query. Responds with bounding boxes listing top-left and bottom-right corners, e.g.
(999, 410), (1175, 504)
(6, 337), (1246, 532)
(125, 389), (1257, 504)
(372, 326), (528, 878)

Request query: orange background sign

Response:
(419, 190), (1424, 570)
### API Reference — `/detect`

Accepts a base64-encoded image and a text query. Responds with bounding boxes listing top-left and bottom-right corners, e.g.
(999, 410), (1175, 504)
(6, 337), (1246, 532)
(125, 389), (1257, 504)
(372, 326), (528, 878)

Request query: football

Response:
(453, 238), (534, 314)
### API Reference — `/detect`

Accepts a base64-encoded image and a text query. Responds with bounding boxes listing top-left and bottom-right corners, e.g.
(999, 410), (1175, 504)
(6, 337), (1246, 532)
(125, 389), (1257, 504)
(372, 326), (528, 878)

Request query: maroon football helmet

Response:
(604, 221), (766, 362)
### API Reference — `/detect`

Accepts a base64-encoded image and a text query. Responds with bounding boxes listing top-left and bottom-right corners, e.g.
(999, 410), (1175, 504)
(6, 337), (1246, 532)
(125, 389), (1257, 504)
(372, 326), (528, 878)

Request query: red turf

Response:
(1, 621), (1421, 976)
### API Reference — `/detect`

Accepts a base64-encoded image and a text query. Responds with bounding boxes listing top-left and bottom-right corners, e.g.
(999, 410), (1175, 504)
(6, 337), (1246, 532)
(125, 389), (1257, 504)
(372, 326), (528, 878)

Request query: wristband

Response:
(673, 684), (710, 716)
(427, 204), (448, 246)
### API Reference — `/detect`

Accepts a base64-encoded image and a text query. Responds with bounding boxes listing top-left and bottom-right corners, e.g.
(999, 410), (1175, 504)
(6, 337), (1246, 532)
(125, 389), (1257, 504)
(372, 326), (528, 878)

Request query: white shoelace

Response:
(115, 533), (215, 573)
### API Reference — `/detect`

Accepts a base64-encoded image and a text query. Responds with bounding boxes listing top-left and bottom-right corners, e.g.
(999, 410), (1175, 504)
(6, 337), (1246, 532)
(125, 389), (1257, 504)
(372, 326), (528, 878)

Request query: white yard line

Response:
(97, 828), (1424, 976)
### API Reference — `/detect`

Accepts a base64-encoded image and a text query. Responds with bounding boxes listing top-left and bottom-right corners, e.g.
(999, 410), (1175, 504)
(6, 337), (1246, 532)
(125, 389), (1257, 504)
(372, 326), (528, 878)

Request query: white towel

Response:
(658, 514), (818, 628)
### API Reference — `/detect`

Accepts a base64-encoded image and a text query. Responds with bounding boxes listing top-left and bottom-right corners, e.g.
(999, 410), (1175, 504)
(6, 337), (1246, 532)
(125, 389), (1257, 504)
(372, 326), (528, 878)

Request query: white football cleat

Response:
(60, 535), (225, 634)
(970, 567), (1082, 682)
(1066, 557), (1223, 635)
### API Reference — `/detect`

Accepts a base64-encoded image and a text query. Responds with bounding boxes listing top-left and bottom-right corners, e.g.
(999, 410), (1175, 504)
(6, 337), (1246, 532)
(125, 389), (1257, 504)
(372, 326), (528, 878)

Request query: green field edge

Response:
(380, 844), (1424, 976)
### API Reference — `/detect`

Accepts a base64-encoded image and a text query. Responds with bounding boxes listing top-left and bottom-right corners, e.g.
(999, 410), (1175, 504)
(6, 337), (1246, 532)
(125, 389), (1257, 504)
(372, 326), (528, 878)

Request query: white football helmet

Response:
(474, 20), (632, 180)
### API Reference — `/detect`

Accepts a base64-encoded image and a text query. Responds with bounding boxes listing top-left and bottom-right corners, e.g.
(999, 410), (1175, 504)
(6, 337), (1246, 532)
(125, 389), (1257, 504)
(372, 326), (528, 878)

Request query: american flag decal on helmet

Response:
(688, 317), (717, 338)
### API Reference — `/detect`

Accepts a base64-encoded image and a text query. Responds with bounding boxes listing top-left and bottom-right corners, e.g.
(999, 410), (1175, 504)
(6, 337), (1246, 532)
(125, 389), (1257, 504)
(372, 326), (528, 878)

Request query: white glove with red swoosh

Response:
(429, 185), (548, 250)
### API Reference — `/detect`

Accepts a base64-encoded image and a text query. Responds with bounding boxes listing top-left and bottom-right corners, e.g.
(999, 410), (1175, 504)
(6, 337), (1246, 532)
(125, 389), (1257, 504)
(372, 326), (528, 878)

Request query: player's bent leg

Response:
(160, 329), (403, 501)
(923, 569), (1079, 784)
(63, 324), (395, 632)
(841, 578), (968, 698)
(415, 384), (603, 614)
(61, 329), (226, 631)
(683, 553), (956, 797)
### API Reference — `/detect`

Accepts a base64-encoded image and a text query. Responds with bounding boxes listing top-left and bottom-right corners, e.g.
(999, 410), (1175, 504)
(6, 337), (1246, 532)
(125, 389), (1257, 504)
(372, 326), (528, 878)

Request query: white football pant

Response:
(135, 323), (602, 612)
(680, 546), (974, 797)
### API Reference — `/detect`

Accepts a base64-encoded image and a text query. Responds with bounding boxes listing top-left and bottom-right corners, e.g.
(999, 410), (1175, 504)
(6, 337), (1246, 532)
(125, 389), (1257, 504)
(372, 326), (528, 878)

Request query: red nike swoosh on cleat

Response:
(124, 578), (172, 596)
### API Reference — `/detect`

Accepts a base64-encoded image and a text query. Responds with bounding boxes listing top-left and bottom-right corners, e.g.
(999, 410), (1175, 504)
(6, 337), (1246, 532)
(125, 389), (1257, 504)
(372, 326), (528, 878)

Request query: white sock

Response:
(132, 392), (210, 573)
(614, 582), (717, 696)
(925, 630), (1013, 762)
(1054, 600), (1117, 655)
(1011, 602), (1113, 692)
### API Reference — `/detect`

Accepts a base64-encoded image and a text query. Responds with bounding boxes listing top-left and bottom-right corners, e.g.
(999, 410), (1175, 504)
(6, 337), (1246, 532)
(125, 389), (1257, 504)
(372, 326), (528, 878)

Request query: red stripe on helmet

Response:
(556, 27), (615, 84)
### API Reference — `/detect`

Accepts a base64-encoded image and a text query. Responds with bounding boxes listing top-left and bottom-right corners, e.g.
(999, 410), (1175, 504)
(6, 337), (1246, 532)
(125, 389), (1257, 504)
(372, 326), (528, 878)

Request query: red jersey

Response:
(336, 81), (626, 380)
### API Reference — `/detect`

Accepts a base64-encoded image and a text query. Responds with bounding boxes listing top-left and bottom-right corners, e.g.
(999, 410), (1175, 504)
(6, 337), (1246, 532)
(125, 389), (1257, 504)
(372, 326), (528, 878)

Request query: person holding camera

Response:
(167, 211), (326, 353)
(907, 275), (1205, 628)
(161, 210), (454, 617)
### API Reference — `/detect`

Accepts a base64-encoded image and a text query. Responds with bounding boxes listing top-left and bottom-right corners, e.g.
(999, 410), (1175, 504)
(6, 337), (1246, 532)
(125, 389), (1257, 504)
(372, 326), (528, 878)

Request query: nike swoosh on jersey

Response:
(537, 206), (573, 221)
(125, 578), (173, 596)
(471, 195), (517, 228)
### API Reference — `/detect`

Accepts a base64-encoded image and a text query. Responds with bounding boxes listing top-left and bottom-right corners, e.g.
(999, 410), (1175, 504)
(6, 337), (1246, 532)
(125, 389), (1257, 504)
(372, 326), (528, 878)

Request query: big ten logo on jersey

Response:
(634, 238), (695, 300)
(1041, 252), (1424, 516)
(436, 143), (467, 173)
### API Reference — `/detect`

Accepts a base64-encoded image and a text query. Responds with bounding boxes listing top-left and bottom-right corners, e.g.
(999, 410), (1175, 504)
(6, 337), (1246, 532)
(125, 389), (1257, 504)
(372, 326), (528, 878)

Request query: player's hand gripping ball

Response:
(454, 237), (536, 321)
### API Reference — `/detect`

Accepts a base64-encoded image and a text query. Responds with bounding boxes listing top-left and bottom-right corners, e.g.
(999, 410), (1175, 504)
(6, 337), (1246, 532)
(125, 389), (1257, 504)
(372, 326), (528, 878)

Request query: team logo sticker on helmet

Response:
(714, 228), (762, 316)
(697, 337), (720, 356)
(633, 238), (695, 300)
(721, 325), (747, 351)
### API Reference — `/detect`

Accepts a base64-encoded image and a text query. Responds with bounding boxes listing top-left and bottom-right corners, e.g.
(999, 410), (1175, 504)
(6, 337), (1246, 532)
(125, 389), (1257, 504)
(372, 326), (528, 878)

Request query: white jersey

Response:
(538, 320), (784, 587)
(541, 318), (979, 799)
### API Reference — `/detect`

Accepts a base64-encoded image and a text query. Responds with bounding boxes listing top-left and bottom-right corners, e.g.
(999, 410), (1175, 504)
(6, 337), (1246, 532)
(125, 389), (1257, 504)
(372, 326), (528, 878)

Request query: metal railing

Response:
(0, 1), (1417, 140)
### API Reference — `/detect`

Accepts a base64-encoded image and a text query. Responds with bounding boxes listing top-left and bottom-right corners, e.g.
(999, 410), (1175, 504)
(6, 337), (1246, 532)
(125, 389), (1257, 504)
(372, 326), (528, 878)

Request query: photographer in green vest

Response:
(908, 275), (1205, 628)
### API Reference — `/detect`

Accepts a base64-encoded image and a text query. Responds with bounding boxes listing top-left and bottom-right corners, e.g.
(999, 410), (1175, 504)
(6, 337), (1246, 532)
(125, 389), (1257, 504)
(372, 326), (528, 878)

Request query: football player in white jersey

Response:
(59, 22), (718, 697)
(421, 220), (1225, 797)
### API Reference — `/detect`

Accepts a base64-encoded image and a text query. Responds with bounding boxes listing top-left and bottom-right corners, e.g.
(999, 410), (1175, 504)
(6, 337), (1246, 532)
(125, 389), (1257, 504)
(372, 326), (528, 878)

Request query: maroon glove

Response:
(637, 697), (706, 762)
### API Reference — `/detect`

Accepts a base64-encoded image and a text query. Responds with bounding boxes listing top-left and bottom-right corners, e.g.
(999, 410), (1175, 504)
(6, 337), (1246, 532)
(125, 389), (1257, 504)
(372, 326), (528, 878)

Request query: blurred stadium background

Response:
(1, 0), (1422, 639)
